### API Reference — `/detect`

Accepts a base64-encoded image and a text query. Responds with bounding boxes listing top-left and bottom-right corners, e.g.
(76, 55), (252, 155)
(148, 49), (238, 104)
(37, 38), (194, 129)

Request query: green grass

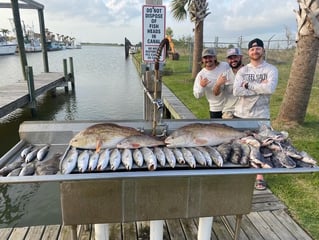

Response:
(157, 49), (319, 239)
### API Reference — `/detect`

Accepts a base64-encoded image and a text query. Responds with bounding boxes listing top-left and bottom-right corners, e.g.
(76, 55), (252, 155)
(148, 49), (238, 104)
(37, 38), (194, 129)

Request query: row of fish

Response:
(60, 145), (230, 174)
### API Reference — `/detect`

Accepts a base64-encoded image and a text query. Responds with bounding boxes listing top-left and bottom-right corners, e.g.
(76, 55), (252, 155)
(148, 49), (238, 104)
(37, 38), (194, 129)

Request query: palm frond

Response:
(170, 0), (189, 21)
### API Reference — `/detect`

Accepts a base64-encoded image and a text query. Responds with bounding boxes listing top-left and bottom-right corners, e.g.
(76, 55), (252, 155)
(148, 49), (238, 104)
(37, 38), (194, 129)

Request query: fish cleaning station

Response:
(0, 1), (318, 240)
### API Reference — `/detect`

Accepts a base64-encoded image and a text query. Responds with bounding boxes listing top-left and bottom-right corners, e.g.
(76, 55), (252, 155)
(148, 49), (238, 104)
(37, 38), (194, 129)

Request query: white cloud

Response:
(0, 0), (299, 44)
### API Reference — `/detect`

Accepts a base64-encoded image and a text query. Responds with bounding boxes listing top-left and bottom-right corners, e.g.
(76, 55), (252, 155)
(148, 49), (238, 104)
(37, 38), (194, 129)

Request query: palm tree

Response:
(170, 0), (210, 78)
(276, 0), (319, 125)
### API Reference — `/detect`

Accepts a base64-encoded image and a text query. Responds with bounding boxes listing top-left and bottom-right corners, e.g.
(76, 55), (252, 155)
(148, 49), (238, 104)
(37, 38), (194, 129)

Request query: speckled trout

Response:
(165, 123), (246, 148)
(69, 123), (142, 151)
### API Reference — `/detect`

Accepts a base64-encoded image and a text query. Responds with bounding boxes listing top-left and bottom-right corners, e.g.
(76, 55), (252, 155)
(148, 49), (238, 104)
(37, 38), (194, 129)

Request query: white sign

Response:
(142, 5), (166, 62)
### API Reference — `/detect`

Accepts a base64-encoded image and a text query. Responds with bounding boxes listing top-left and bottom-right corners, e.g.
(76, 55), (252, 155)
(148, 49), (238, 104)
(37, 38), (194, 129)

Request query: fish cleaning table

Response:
(0, 120), (318, 240)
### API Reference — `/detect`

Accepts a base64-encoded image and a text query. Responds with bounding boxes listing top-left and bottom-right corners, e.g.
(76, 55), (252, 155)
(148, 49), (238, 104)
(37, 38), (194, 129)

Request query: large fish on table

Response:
(164, 123), (246, 148)
(69, 123), (142, 151)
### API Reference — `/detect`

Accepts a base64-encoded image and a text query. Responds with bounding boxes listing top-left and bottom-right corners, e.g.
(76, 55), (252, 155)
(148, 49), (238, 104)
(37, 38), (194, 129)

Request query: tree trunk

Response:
(276, 0), (319, 125)
(191, 21), (203, 78)
(277, 35), (319, 124)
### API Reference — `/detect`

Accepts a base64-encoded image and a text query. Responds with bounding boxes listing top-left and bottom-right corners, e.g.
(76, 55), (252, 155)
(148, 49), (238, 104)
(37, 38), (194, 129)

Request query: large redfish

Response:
(69, 123), (142, 151)
(164, 123), (245, 148)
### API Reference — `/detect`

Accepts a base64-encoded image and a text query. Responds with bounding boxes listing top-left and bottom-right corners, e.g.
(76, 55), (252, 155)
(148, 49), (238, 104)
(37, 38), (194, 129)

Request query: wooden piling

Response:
(69, 57), (75, 90)
(25, 66), (37, 117)
(63, 59), (69, 92)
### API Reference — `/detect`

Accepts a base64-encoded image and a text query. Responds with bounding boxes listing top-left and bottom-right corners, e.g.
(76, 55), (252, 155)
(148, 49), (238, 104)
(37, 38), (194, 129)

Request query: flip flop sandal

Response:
(255, 179), (267, 191)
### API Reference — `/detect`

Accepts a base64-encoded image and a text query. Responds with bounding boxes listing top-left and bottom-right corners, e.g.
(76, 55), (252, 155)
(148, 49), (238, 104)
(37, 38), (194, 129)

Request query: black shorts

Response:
(209, 111), (222, 119)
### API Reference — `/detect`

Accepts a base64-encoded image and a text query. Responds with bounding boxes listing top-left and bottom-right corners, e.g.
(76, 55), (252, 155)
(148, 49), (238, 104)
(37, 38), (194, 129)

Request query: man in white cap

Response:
(213, 47), (243, 119)
(193, 48), (230, 118)
(233, 38), (278, 190)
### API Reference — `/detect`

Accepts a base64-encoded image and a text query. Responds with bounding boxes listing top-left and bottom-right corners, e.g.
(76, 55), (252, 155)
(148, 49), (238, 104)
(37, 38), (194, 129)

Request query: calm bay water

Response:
(0, 45), (144, 157)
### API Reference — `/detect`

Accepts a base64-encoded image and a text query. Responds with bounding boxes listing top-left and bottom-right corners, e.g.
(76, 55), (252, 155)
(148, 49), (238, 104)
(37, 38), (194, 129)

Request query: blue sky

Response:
(0, 0), (298, 45)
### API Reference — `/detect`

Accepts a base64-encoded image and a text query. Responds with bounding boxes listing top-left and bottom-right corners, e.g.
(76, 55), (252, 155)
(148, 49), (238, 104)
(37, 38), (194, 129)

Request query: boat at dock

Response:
(46, 40), (64, 51)
(0, 35), (17, 55)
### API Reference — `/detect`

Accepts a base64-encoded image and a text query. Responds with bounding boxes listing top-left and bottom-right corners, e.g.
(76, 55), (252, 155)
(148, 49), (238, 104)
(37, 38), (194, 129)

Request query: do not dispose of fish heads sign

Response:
(142, 5), (166, 62)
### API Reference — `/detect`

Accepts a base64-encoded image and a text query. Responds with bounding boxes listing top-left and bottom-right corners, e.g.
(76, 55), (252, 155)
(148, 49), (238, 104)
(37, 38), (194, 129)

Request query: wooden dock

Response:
(0, 72), (71, 119)
(0, 189), (313, 240)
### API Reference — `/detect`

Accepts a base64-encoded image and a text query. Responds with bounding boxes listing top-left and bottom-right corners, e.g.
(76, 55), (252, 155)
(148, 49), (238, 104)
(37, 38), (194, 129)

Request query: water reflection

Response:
(0, 183), (39, 226)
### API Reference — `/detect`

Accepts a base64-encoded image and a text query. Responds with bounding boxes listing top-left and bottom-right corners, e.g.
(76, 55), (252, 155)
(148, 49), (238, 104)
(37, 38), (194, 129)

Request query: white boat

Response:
(0, 36), (17, 55)
(46, 40), (63, 51)
(24, 38), (42, 53)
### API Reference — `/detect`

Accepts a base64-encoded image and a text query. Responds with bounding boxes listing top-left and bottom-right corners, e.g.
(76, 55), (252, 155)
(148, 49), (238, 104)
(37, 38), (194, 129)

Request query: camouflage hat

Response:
(226, 48), (242, 58)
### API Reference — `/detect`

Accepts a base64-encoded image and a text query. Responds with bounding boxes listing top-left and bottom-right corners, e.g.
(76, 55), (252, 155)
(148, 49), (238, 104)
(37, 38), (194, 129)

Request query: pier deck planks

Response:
(0, 189), (313, 240)
(0, 72), (67, 118)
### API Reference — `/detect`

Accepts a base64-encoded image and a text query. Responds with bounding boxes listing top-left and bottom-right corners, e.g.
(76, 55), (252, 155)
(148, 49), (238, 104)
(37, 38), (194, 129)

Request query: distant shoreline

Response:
(81, 42), (124, 46)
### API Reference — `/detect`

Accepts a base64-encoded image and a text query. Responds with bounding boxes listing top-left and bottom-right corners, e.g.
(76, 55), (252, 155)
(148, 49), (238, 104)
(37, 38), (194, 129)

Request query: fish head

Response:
(69, 133), (98, 149)
(164, 135), (192, 148)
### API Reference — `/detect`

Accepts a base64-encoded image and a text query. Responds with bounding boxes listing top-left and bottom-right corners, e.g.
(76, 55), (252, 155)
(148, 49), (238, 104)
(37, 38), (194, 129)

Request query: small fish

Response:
(36, 144), (50, 161)
(88, 151), (99, 171)
(257, 124), (289, 141)
(249, 146), (273, 168)
(299, 151), (317, 166)
(35, 153), (62, 175)
(163, 147), (176, 168)
(25, 148), (39, 163)
(0, 158), (24, 176)
(110, 149), (121, 171)
(273, 151), (296, 168)
(189, 147), (206, 166)
(240, 136), (261, 148)
(61, 147), (79, 174)
(141, 147), (157, 171)
(216, 143), (232, 163)
(154, 147), (166, 166)
(97, 148), (110, 171)
(121, 148), (133, 170)
(116, 134), (164, 149)
(133, 148), (144, 167)
(195, 146), (213, 166)
(205, 146), (223, 167)
(230, 142), (242, 164)
(173, 148), (185, 164)
(260, 146), (273, 158)
(77, 150), (90, 172)
(20, 144), (33, 158)
(19, 162), (35, 176)
(238, 142), (251, 165)
(7, 167), (22, 177)
(181, 147), (196, 168)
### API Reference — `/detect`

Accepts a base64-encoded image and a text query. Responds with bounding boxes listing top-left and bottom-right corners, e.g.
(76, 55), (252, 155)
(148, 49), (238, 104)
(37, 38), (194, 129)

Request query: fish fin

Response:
(95, 140), (102, 153)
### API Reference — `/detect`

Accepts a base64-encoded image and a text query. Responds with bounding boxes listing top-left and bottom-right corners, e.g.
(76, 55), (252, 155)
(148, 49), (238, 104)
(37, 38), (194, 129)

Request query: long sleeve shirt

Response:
(233, 61), (278, 119)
